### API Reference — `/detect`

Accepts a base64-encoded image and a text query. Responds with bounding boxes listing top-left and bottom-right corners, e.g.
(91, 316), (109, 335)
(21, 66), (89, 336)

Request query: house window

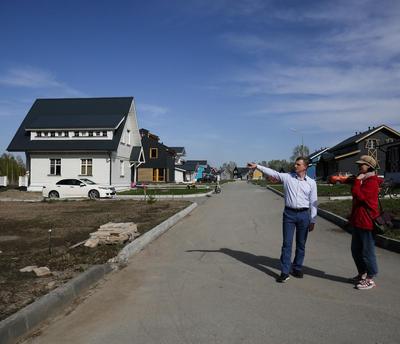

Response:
(365, 139), (378, 149)
(120, 160), (125, 177)
(74, 131), (79, 137)
(386, 138), (394, 144)
(36, 131), (42, 137)
(127, 130), (131, 145)
(150, 148), (158, 159)
(88, 131), (94, 137)
(81, 159), (93, 176)
(50, 131), (56, 137)
(96, 131), (101, 136)
(50, 159), (61, 175)
(153, 168), (165, 182)
(102, 131), (107, 137)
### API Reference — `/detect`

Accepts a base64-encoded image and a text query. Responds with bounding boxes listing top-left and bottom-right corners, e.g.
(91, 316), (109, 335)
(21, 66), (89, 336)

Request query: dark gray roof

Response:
(180, 160), (208, 172)
(329, 125), (400, 152)
(7, 97), (133, 152)
(130, 146), (144, 161)
(170, 147), (185, 154)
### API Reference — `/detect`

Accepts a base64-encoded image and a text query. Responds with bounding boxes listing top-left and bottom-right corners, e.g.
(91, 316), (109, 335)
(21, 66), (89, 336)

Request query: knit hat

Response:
(356, 155), (377, 169)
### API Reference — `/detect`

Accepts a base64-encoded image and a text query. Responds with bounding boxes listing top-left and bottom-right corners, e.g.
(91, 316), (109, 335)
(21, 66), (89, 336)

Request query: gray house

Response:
(317, 124), (400, 179)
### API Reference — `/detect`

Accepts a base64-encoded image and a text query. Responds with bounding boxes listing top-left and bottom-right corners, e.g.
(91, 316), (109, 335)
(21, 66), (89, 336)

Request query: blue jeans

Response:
(351, 227), (378, 278)
(280, 208), (310, 275)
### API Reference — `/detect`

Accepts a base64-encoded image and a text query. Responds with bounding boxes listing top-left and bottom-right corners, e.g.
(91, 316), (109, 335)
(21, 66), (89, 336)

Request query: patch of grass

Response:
(118, 188), (211, 195)
(319, 199), (400, 240)
(254, 180), (352, 197)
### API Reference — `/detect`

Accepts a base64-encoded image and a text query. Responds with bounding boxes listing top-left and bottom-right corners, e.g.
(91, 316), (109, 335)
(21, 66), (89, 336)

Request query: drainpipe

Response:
(109, 152), (112, 186)
(26, 152), (30, 187)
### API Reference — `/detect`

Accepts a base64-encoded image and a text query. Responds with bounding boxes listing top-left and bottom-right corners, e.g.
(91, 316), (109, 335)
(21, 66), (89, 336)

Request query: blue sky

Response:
(1, 0), (400, 167)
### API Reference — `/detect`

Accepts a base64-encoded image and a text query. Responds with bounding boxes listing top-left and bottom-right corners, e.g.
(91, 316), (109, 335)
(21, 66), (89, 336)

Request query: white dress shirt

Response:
(256, 165), (318, 223)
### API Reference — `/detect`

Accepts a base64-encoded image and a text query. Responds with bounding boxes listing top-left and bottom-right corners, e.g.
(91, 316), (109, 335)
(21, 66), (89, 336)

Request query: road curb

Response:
(265, 185), (400, 254)
(0, 202), (198, 344)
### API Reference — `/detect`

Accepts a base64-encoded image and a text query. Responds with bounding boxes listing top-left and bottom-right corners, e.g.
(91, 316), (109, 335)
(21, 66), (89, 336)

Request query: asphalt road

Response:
(24, 181), (400, 344)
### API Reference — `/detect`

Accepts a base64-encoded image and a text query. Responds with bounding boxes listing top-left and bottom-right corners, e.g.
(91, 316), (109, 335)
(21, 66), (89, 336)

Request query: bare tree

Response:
(290, 145), (310, 162)
(221, 161), (237, 179)
(268, 159), (292, 172)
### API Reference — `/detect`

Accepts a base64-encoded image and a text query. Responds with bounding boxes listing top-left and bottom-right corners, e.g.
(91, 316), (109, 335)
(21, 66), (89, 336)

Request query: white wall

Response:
(29, 153), (110, 191)
(0, 176), (8, 187)
(111, 99), (142, 189)
(175, 169), (184, 183)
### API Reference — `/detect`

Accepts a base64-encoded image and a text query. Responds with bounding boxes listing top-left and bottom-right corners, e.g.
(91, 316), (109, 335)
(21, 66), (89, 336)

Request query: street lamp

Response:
(290, 128), (304, 156)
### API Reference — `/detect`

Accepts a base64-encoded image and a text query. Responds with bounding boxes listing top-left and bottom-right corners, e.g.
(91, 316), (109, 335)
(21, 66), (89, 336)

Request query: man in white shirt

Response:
(247, 157), (318, 283)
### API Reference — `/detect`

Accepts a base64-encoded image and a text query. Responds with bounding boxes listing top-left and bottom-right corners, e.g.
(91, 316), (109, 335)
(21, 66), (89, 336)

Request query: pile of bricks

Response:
(84, 222), (140, 248)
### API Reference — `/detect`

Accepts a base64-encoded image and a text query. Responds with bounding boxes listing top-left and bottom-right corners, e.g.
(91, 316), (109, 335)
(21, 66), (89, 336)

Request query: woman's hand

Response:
(357, 173), (365, 180)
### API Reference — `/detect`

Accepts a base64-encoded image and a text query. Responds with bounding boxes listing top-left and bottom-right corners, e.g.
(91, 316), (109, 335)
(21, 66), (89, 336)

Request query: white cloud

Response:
(137, 103), (168, 117)
(0, 66), (85, 97)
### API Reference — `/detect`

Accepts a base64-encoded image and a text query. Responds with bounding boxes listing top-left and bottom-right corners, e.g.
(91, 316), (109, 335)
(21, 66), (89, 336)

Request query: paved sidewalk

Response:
(23, 181), (400, 344)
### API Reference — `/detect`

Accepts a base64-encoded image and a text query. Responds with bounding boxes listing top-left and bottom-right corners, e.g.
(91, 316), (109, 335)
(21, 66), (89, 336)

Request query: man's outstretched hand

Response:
(309, 223), (315, 232)
(247, 163), (257, 169)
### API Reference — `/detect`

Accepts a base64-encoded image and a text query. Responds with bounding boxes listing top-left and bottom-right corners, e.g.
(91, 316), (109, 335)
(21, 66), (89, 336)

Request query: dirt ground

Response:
(0, 199), (190, 321)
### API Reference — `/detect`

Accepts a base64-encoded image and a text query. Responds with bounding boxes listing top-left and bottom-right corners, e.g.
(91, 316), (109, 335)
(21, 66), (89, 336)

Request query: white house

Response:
(170, 146), (186, 183)
(7, 97), (144, 191)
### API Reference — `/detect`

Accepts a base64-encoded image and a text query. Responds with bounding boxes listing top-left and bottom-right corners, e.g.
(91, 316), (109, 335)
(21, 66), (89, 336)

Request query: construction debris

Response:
(19, 265), (38, 273)
(84, 222), (140, 248)
(84, 238), (100, 248)
(33, 267), (52, 277)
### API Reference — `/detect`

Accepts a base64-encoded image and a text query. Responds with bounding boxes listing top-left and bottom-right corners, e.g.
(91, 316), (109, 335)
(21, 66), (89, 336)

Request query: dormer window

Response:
(150, 148), (158, 159)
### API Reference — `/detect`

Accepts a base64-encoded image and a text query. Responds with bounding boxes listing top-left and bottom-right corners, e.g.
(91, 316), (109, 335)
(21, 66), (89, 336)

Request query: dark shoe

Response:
(348, 273), (367, 284)
(276, 273), (290, 283)
(292, 269), (304, 278)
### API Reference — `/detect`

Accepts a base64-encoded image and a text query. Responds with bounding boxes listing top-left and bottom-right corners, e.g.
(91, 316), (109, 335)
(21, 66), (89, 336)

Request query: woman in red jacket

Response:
(349, 155), (382, 290)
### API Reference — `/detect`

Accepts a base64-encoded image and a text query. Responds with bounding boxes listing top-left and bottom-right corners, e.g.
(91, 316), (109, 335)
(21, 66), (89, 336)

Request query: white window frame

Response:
(120, 160), (125, 177)
(127, 129), (131, 145)
(80, 159), (93, 176)
(49, 158), (61, 176)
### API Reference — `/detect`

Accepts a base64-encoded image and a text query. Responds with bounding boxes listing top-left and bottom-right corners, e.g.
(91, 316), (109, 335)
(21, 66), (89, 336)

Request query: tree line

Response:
(220, 145), (310, 177)
(0, 153), (26, 185)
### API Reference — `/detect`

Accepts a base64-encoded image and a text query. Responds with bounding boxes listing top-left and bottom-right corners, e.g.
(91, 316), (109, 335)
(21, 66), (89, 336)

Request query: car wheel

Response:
(88, 189), (100, 199)
(48, 191), (59, 199)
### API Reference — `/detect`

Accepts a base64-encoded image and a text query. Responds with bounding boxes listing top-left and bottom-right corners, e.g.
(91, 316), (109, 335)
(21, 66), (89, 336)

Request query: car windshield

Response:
(79, 178), (97, 185)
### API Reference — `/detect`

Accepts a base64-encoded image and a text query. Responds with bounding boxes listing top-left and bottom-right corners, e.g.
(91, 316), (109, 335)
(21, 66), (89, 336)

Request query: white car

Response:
(43, 178), (116, 199)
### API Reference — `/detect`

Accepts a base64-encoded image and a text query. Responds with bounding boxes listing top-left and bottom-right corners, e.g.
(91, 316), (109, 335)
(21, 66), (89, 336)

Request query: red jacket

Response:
(350, 175), (383, 230)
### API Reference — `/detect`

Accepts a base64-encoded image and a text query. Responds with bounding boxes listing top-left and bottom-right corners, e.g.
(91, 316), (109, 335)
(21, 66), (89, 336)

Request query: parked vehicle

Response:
(198, 174), (217, 183)
(328, 172), (353, 184)
(42, 178), (116, 199)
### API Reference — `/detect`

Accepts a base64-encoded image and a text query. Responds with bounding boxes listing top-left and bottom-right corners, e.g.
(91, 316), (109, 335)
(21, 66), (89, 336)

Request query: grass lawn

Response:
(118, 187), (211, 195)
(256, 181), (352, 197)
(319, 199), (400, 240)
(252, 180), (400, 240)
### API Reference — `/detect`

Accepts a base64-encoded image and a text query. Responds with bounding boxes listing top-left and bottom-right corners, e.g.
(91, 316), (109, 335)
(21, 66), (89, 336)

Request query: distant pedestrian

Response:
(349, 155), (383, 290)
(247, 157), (318, 283)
